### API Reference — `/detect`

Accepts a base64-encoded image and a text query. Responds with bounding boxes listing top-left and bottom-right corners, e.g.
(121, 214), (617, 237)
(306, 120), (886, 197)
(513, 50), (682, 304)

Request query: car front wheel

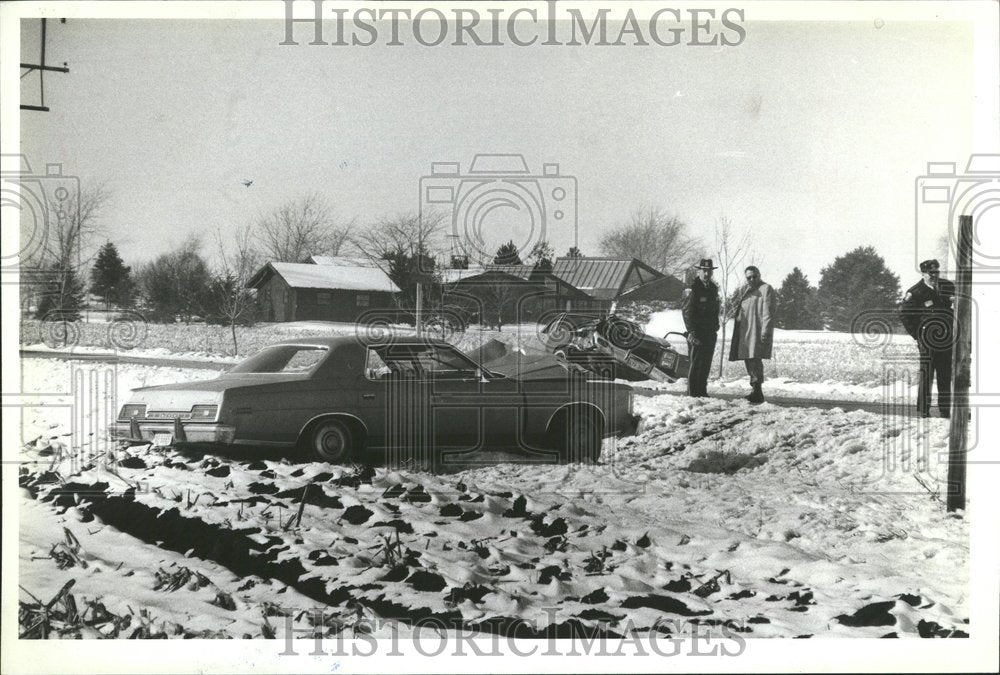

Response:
(307, 419), (355, 464)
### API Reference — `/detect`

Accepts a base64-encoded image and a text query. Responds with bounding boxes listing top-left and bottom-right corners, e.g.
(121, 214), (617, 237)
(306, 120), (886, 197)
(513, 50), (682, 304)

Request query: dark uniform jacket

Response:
(682, 277), (721, 337)
(900, 278), (956, 349)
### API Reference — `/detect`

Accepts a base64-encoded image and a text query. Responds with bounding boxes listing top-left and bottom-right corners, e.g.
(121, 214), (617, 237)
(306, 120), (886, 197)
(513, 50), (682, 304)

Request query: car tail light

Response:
(118, 404), (146, 421)
(189, 405), (218, 421)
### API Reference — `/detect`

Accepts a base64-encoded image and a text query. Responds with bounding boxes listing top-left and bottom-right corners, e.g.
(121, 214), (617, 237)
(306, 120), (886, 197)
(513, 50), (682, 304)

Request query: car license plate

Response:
(152, 433), (172, 447)
(626, 355), (650, 372)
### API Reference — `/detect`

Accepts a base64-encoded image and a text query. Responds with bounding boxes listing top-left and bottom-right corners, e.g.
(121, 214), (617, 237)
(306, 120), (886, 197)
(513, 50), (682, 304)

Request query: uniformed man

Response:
(682, 258), (721, 397)
(901, 258), (956, 418)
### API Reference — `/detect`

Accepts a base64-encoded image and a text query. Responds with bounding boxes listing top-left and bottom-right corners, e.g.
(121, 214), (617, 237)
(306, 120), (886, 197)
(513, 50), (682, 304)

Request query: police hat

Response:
(919, 259), (941, 273)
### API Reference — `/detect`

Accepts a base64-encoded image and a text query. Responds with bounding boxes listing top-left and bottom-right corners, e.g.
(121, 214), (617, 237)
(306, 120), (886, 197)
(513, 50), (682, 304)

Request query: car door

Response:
(356, 345), (486, 467)
(426, 344), (524, 454)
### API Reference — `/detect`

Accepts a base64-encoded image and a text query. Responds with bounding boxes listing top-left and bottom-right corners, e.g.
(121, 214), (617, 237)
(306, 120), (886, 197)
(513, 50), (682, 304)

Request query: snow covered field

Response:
(17, 358), (969, 639)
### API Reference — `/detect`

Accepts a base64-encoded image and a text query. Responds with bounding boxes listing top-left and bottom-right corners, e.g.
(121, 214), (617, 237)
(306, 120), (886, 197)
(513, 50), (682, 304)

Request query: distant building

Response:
(549, 257), (676, 312)
(247, 261), (399, 322)
(440, 256), (680, 324)
(443, 264), (592, 326)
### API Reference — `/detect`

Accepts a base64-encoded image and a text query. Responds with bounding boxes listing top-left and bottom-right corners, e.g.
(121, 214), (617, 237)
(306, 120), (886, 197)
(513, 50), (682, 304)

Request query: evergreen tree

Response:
(381, 247), (437, 312)
(776, 267), (823, 329)
(138, 238), (213, 322)
(818, 246), (900, 332)
(528, 240), (554, 270)
(90, 241), (134, 309)
(35, 265), (86, 321)
(493, 240), (523, 265)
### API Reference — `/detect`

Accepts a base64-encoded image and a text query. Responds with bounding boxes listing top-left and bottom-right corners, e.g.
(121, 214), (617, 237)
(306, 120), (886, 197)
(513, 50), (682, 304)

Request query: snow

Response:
(17, 358), (970, 639)
(645, 309), (687, 338)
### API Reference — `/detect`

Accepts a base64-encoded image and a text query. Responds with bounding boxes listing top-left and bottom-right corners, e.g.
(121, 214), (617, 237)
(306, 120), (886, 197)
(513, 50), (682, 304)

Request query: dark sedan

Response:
(112, 336), (641, 464)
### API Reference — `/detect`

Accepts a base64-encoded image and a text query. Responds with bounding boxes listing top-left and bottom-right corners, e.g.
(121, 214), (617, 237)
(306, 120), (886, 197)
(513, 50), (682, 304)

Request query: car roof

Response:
(271, 335), (454, 349)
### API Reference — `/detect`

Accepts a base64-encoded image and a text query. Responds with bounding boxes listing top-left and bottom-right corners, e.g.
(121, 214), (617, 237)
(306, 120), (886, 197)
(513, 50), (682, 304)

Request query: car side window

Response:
(424, 346), (478, 375)
(365, 345), (480, 380)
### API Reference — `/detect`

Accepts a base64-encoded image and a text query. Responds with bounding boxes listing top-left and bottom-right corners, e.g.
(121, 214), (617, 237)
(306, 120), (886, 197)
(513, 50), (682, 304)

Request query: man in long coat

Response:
(728, 265), (776, 403)
(682, 259), (720, 397)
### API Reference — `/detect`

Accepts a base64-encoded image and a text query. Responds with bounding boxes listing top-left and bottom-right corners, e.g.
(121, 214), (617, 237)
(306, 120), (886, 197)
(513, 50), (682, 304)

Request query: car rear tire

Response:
(552, 409), (603, 464)
(307, 419), (355, 464)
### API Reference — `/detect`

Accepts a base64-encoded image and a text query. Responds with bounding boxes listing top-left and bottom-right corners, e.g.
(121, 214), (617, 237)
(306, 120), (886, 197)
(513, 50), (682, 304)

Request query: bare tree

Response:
(478, 272), (520, 331)
(255, 194), (353, 263)
(599, 207), (701, 278)
(714, 214), (754, 377)
(22, 184), (111, 315)
(352, 211), (447, 310)
(934, 230), (951, 271)
(212, 224), (261, 354)
(353, 211), (447, 263)
(42, 183), (111, 268)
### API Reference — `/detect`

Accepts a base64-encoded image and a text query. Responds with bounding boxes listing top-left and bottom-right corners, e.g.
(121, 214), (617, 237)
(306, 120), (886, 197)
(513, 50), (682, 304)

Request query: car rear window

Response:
(229, 345), (328, 374)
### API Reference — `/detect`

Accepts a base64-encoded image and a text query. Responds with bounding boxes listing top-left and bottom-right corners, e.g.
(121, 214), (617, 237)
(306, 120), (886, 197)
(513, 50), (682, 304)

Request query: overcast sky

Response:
(20, 15), (979, 285)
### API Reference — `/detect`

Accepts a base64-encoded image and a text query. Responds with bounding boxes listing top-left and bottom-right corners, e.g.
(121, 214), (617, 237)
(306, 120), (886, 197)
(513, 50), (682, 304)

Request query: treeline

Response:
(773, 246), (901, 332)
(25, 184), (904, 336)
(31, 238), (256, 326)
(594, 208), (904, 332)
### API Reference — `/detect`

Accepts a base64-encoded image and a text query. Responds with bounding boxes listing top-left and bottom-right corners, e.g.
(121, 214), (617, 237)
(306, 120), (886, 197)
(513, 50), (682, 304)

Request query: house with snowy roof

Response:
(247, 257), (399, 322)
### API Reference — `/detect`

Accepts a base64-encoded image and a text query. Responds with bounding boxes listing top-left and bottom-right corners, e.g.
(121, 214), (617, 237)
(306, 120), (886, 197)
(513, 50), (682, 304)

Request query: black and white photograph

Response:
(2, 1), (998, 672)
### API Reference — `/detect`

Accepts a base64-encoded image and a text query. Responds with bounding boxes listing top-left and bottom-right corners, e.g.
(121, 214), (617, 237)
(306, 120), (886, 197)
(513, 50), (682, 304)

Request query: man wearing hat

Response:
(682, 259), (721, 397)
(901, 259), (956, 418)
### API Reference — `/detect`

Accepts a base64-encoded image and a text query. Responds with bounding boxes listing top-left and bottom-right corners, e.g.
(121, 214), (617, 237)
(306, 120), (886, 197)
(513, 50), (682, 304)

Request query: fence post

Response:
(946, 214), (973, 513)
(415, 282), (423, 337)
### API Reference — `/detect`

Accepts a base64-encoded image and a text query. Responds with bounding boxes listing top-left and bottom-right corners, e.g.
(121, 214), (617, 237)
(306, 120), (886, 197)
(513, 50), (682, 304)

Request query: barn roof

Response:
(551, 257), (663, 300)
(441, 264), (538, 284)
(305, 255), (377, 267)
(247, 262), (400, 293)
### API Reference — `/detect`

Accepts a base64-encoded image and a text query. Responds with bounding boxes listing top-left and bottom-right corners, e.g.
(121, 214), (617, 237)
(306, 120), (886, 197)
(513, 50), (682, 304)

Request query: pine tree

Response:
(90, 242), (133, 309)
(493, 240), (523, 265)
(776, 267), (823, 329)
(528, 240), (554, 270)
(818, 246), (900, 332)
(35, 265), (85, 321)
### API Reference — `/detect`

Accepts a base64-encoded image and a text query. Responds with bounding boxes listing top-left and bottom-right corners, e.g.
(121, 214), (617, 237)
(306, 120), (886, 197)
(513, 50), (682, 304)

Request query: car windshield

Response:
(542, 313), (601, 334)
(228, 345), (328, 374)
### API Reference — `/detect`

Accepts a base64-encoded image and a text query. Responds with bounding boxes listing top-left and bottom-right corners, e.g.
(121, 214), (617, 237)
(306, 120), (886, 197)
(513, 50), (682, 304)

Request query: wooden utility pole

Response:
(21, 18), (70, 112)
(415, 282), (423, 337)
(946, 215), (973, 513)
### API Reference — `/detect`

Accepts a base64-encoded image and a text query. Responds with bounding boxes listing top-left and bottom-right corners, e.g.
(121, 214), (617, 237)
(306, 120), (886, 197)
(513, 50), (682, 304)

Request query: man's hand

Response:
(688, 334), (701, 347)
